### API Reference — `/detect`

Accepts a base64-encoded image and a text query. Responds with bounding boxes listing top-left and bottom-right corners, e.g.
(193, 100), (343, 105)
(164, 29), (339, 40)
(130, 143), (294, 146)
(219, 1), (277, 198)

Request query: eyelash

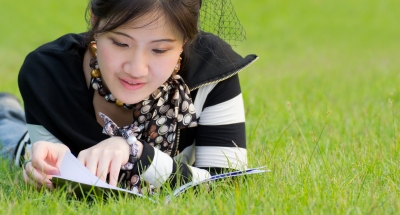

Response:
(111, 39), (128, 47)
(111, 39), (168, 54)
(152, 49), (167, 54)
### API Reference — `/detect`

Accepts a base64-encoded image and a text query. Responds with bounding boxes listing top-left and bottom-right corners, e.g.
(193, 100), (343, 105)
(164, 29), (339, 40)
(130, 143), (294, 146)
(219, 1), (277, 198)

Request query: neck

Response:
(93, 93), (133, 127)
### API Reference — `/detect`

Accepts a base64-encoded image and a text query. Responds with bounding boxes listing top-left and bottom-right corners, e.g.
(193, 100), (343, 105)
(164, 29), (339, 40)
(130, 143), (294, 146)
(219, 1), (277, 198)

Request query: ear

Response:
(90, 8), (98, 28)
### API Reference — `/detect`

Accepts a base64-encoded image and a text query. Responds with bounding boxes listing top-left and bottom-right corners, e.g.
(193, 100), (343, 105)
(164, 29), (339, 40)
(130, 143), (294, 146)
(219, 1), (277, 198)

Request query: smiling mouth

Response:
(127, 82), (145, 86)
(122, 79), (144, 85)
(120, 78), (145, 90)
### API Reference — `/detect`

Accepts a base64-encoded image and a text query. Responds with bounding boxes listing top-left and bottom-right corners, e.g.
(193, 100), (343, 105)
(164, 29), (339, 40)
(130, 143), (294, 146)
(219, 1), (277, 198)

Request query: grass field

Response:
(1, 0), (400, 214)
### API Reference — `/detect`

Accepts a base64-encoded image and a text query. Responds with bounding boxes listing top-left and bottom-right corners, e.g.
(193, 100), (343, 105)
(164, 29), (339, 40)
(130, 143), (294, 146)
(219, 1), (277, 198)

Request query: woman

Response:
(18, 0), (257, 192)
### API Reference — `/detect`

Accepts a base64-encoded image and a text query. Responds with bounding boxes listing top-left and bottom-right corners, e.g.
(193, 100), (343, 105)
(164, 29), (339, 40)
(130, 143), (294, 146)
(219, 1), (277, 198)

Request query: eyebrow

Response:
(151, 38), (177, 43)
(111, 31), (177, 43)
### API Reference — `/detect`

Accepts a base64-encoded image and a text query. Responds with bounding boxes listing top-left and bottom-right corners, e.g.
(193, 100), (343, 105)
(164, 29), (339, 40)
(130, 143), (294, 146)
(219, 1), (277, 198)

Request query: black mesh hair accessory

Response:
(199, 0), (246, 46)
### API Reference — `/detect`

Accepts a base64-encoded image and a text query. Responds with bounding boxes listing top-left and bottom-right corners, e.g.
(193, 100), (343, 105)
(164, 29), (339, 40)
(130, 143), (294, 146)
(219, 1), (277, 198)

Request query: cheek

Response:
(97, 50), (111, 70)
(151, 56), (178, 77)
(96, 45), (122, 74)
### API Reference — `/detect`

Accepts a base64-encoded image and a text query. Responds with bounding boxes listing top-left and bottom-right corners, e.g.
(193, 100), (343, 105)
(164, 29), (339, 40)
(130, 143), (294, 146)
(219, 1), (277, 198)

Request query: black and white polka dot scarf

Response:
(137, 74), (198, 155)
(101, 74), (198, 156)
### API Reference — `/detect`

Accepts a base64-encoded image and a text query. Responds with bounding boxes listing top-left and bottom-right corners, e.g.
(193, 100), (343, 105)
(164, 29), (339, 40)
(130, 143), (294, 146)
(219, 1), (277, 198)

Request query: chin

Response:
(114, 87), (155, 105)
(120, 98), (142, 105)
(117, 94), (147, 105)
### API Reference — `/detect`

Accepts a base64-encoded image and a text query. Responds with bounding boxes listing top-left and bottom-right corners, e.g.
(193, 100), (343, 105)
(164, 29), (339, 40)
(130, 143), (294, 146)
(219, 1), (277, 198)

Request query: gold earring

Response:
(89, 40), (101, 78)
(89, 40), (97, 58)
(174, 57), (182, 72)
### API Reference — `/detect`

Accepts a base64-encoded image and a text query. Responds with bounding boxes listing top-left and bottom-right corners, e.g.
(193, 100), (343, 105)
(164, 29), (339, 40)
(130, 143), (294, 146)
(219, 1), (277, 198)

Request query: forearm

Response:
(132, 141), (210, 188)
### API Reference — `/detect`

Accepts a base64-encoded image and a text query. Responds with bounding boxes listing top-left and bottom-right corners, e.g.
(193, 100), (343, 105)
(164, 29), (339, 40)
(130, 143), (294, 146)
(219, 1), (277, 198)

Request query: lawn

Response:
(1, 0), (400, 214)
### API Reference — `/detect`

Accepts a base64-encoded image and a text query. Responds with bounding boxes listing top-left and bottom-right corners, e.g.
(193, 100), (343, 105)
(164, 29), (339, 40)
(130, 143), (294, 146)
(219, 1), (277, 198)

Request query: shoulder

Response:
(18, 33), (89, 116)
(21, 33), (85, 69)
(181, 31), (258, 91)
(33, 33), (86, 54)
(18, 33), (86, 86)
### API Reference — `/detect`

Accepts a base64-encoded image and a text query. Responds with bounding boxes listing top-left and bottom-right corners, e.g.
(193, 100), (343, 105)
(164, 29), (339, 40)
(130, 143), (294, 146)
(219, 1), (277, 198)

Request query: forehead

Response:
(116, 12), (183, 39)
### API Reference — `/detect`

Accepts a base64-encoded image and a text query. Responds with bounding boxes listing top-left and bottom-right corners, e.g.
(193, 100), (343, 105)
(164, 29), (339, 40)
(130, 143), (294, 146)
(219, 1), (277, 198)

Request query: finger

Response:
(108, 156), (123, 186)
(55, 149), (68, 169)
(79, 151), (99, 176)
(77, 151), (87, 166)
(23, 164), (42, 188)
(25, 161), (46, 182)
(32, 157), (59, 176)
(85, 158), (99, 176)
(24, 162), (54, 189)
(96, 158), (111, 183)
(31, 142), (60, 175)
(23, 169), (43, 189)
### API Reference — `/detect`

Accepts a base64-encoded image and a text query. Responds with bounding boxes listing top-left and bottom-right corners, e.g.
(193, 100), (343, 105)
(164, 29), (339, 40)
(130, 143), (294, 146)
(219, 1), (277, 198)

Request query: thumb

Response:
(50, 143), (70, 174)
(52, 143), (70, 168)
(34, 159), (60, 176)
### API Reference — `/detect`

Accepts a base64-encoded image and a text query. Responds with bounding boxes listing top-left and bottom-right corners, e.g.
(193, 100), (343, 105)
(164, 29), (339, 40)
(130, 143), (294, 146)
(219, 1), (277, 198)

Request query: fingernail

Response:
(46, 183), (54, 190)
(49, 170), (59, 175)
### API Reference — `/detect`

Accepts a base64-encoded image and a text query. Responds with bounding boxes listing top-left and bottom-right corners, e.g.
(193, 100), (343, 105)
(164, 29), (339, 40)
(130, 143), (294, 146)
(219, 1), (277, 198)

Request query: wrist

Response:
(121, 136), (143, 170)
(135, 140), (143, 159)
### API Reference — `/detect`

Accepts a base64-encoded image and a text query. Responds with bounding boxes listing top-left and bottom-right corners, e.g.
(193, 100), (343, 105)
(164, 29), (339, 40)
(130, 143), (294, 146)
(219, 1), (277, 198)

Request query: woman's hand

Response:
(23, 141), (70, 189)
(77, 136), (142, 186)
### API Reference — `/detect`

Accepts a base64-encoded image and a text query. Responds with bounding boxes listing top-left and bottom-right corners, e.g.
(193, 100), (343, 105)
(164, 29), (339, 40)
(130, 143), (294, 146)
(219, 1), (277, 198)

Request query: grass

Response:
(1, 0), (400, 214)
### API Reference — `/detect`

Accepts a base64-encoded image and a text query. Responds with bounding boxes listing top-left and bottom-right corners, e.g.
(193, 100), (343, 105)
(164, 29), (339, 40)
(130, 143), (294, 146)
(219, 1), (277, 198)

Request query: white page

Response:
(165, 167), (270, 203)
(56, 152), (118, 190)
(53, 152), (152, 200)
(54, 152), (267, 203)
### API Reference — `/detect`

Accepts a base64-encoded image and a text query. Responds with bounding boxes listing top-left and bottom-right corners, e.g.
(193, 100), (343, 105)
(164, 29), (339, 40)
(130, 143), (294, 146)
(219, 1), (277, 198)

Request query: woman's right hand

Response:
(23, 141), (70, 189)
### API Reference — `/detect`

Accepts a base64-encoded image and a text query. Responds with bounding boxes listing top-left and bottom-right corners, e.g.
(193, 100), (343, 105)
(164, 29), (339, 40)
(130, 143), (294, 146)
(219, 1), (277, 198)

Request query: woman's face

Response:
(96, 13), (184, 104)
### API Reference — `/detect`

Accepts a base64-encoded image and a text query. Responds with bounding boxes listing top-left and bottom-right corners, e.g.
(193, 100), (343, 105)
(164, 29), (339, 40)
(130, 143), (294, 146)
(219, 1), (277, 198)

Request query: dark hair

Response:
(85, 0), (201, 69)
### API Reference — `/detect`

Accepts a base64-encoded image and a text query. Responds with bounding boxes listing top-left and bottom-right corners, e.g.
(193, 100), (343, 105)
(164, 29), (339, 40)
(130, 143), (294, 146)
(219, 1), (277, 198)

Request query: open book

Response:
(51, 152), (268, 202)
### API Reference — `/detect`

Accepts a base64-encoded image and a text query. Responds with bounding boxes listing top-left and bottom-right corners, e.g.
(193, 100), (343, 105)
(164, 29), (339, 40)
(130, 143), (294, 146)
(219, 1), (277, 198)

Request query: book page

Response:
(56, 152), (112, 188)
(165, 167), (269, 203)
(52, 152), (141, 196)
(52, 152), (268, 202)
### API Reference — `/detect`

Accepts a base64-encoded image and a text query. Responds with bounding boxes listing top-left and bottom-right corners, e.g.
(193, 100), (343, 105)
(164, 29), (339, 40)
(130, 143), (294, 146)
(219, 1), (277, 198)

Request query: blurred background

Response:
(1, 0), (399, 101)
(1, 0), (400, 212)
(1, 0), (399, 148)
(1, 0), (399, 139)
(1, 0), (399, 107)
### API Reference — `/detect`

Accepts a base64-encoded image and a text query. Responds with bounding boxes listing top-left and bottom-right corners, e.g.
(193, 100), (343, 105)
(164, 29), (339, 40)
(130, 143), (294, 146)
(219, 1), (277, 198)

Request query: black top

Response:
(18, 32), (256, 156)
(19, 32), (257, 187)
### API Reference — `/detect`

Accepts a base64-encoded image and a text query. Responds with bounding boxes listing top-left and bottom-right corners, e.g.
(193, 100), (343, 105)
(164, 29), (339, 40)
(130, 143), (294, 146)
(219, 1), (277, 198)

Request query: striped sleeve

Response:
(134, 74), (246, 188)
(194, 74), (247, 170)
(133, 142), (210, 188)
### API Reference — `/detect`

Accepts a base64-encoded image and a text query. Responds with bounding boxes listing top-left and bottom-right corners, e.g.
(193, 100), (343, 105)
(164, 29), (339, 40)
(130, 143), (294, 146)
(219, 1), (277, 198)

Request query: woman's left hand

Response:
(77, 136), (129, 186)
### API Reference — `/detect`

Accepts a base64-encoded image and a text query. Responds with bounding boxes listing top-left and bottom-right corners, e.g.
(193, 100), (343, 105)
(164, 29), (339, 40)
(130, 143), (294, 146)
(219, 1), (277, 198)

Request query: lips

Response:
(119, 78), (146, 90)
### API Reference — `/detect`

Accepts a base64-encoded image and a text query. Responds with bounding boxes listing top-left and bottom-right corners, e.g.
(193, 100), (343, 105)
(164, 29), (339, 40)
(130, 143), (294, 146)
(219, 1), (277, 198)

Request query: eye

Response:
(112, 39), (128, 47)
(152, 49), (167, 54)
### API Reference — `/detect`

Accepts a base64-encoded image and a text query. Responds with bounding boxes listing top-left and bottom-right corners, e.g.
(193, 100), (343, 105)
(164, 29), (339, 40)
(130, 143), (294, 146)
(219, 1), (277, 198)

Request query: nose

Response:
(123, 51), (148, 78)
